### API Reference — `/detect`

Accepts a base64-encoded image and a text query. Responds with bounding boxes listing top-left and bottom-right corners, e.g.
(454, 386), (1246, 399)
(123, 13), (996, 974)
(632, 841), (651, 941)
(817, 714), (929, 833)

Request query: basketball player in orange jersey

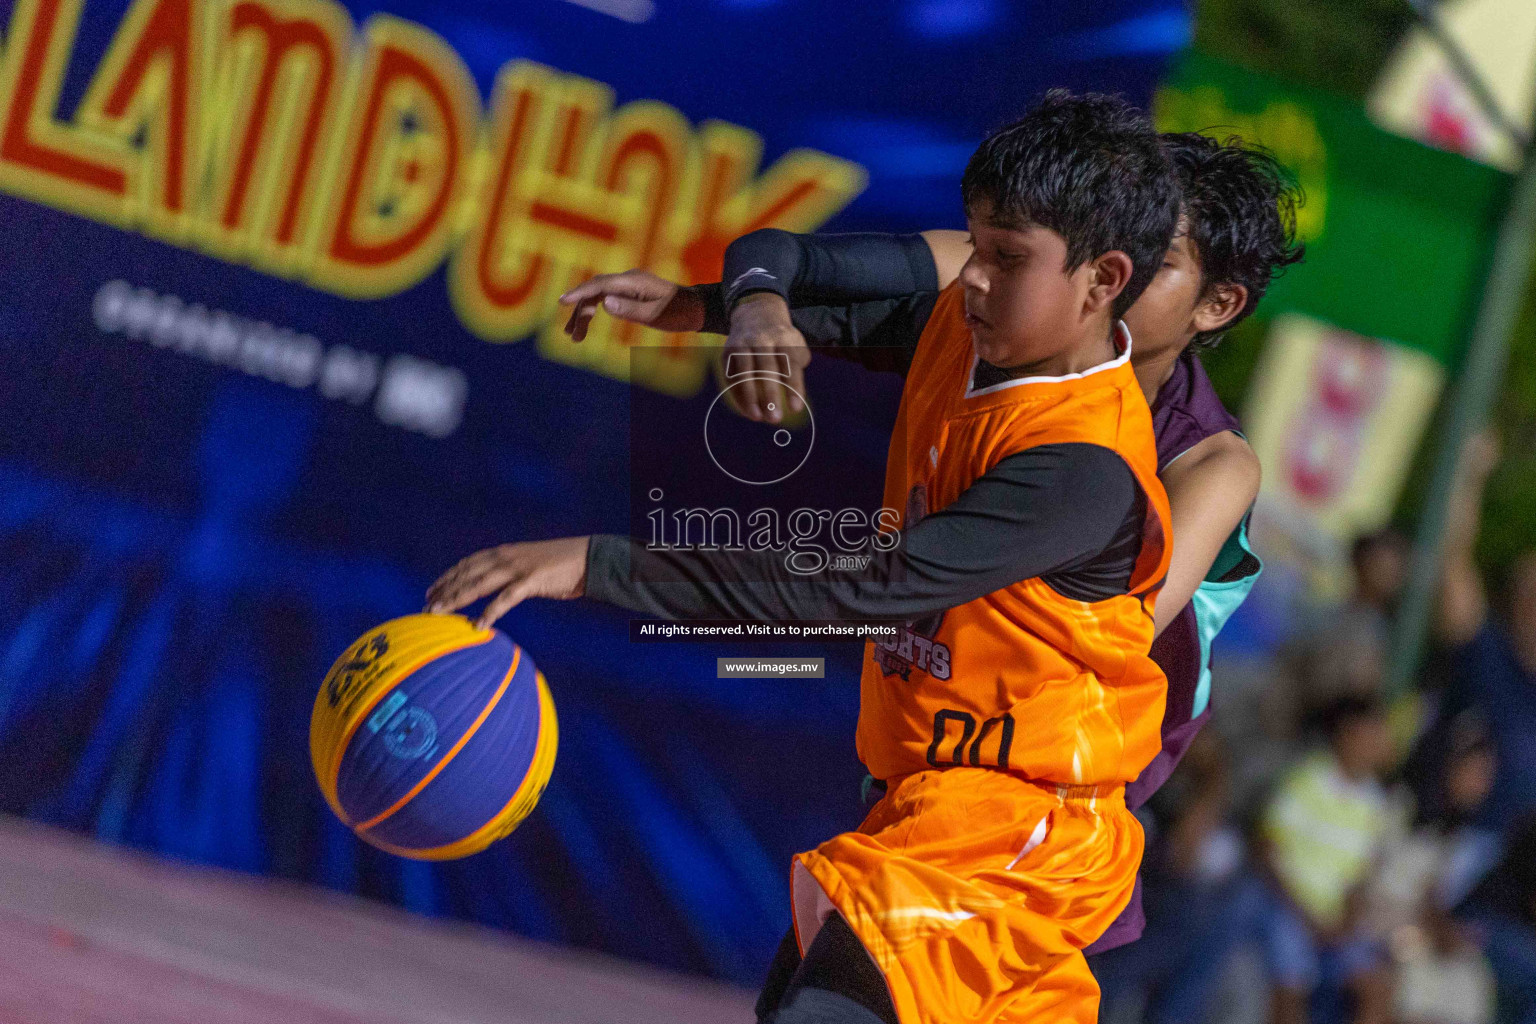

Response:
(427, 91), (1181, 1023)
(557, 133), (1305, 989)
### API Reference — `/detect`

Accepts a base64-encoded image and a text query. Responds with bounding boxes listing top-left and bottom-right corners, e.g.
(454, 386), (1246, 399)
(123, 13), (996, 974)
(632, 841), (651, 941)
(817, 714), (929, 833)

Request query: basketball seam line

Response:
(354, 646), (522, 834)
(327, 631), (493, 825)
(362, 672), (556, 860)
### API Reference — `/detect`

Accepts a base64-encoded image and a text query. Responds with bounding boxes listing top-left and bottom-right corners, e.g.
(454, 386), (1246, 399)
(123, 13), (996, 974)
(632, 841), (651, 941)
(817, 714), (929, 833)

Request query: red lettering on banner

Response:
(679, 122), (862, 285)
(309, 15), (478, 298)
(328, 47), (453, 266)
(452, 61), (862, 392)
(85, 0), (196, 216)
(451, 62), (615, 342)
(222, 2), (340, 245)
(0, 0), (130, 221)
(0, 0), (867, 394)
(470, 65), (548, 313)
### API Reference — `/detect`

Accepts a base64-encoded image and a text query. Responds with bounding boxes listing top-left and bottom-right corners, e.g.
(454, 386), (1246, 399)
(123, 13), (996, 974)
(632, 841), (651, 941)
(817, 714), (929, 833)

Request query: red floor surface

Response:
(0, 817), (754, 1024)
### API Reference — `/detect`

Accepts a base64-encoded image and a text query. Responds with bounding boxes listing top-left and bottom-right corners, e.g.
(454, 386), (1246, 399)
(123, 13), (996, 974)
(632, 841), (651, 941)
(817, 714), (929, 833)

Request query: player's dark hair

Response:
(1165, 132), (1306, 350)
(961, 90), (1180, 319)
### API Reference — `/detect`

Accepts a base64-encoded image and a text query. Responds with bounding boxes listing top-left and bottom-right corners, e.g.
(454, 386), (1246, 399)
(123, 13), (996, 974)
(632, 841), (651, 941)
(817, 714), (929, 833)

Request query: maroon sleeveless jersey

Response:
(1087, 349), (1249, 956)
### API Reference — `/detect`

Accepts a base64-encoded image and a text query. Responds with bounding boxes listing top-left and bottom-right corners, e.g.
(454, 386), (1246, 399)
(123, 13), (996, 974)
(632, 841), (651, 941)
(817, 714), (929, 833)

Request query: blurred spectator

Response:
(1436, 432), (1536, 832)
(1374, 715), (1498, 923)
(1203, 652), (1307, 816)
(1256, 694), (1398, 1024)
(1287, 527), (1408, 716)
(1369, 713), (1496, 1024)
(1391, 912), (1495, 1024)
(1459, 818), (1536, 1024)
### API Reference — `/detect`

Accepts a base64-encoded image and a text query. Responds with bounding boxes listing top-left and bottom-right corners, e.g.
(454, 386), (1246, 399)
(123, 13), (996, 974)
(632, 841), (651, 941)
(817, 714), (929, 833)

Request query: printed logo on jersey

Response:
(873, 484), (952, 680)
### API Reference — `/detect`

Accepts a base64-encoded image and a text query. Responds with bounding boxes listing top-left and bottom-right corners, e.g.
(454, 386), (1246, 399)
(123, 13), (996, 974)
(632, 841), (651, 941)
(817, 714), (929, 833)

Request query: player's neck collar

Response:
(966, 321), (1133, 398)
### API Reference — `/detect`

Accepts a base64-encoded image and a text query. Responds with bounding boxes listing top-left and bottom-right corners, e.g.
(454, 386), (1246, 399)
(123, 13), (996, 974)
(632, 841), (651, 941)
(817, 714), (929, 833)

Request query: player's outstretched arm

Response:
(557, 229), (951, 340)
(425, 444), (1140, 632)
(1154, 431), (1262, 636)
(559, 231), (960, 423)
(558, 270), (708, 341)
(555, 266), (923, 419)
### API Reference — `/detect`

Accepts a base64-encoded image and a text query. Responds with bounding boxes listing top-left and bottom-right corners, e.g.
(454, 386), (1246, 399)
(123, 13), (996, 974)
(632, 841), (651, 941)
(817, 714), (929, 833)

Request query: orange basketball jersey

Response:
(858, 283), (1173, 789)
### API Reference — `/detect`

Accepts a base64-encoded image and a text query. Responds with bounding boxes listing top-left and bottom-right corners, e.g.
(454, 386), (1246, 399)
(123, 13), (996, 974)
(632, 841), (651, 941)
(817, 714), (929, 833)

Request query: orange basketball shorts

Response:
(791, 767), (1142, 1024)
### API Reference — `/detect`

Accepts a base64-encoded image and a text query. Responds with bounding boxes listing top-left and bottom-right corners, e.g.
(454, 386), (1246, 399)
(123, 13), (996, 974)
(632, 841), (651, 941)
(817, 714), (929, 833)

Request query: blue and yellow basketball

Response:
(310, 613), (557, 860)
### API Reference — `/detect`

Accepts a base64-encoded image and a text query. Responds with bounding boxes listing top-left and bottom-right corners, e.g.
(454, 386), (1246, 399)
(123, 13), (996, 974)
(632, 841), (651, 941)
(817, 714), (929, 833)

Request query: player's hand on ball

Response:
(558, 270), (704, 341)
(723, 293), (809, 424)
(426, 537), (591, 629)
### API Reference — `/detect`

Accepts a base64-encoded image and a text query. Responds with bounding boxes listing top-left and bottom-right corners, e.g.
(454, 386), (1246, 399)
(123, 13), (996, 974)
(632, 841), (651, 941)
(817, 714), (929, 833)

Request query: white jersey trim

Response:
(964, 320), (1133, 398)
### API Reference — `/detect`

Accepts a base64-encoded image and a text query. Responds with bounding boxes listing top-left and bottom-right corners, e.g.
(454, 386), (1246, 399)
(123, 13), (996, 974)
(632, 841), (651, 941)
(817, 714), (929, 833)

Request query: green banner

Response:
(1155, 53), (1509, 366)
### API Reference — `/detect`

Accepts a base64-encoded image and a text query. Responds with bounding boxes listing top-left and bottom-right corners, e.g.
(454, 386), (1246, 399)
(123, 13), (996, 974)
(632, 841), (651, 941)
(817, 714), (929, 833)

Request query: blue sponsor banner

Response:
(0, 0), (1184, 984)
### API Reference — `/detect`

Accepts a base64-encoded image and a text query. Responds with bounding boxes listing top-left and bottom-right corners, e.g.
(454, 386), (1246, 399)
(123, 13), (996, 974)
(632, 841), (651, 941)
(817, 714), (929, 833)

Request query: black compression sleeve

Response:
(583, 443), (1141, 622)
(789, 295), (939, 375)
(721, 230), (939, 311)
(696, 233), (943, 372)
(686, 284), (937, 374)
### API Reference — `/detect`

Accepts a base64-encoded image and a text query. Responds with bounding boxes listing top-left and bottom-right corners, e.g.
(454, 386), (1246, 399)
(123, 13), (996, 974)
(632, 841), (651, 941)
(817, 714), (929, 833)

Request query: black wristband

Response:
(685, 283), (730, 335)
